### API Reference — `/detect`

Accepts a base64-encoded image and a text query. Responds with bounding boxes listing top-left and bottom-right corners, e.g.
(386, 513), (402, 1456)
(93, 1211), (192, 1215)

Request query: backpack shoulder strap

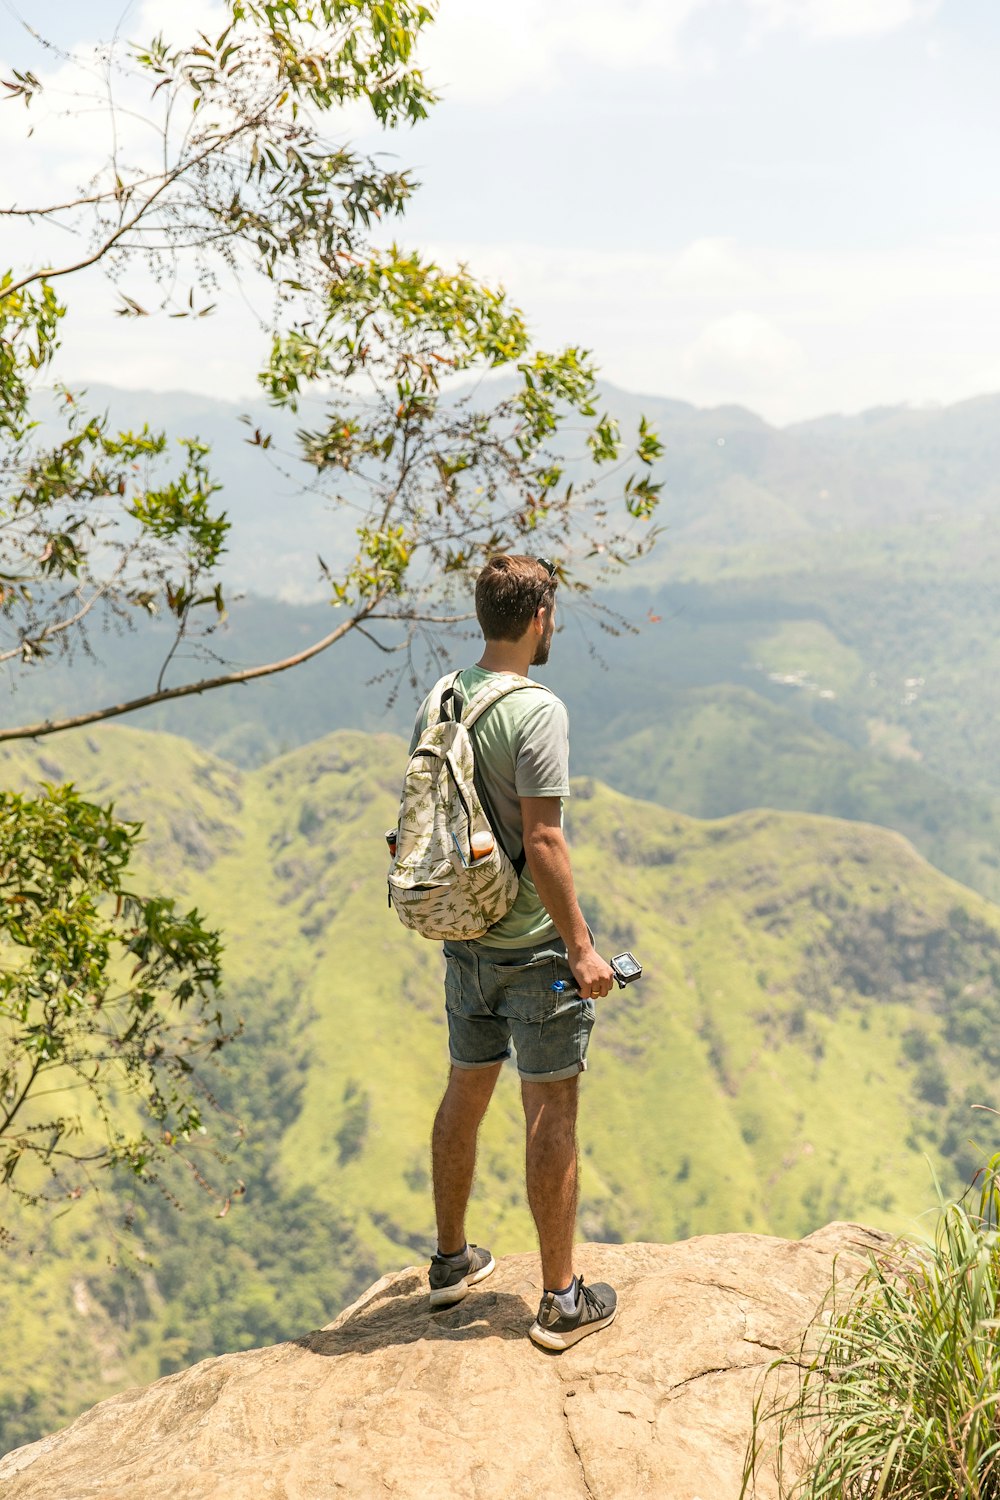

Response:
(461, 673), (551, 729)
(427, 671), (463, 728)
(460, 675), (554, 881)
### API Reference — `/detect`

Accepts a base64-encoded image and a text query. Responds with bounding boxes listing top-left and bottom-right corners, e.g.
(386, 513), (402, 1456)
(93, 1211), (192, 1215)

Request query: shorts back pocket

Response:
(489, 955), (562, 1024)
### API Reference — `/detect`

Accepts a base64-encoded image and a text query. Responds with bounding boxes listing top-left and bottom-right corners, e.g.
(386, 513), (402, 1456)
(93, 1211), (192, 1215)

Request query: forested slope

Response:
(2, 724), (998, 1450)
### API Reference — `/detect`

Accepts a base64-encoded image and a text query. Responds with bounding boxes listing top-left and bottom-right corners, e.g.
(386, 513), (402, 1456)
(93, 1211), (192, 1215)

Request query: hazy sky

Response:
(2, 0), (999, 423)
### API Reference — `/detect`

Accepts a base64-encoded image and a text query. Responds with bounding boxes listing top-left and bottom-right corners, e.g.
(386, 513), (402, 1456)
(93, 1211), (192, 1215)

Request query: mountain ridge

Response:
(3, 721), (999, 1450)
(29, 379), (1000, 602)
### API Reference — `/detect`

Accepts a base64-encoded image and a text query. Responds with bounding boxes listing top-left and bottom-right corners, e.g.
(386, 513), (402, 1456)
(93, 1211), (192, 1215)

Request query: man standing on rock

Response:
(409, 554), (619, 1350)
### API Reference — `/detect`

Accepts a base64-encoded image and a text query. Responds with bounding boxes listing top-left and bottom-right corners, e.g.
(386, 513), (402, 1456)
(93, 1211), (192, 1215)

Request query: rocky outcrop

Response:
(1, 1223), (888, 1499)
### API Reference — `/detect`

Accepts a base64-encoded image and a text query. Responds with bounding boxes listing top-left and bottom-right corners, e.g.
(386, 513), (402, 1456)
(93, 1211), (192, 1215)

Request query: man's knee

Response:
(438, 1062), (502, 1120)
(521, 1073), (579, 1132)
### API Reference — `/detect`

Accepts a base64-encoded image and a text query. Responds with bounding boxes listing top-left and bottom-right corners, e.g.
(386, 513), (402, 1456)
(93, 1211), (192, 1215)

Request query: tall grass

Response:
(743, 1153), (1000, 1498)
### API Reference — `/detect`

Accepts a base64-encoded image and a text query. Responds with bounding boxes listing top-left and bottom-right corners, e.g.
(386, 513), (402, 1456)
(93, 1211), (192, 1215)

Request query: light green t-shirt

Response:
(410, 667), (570, 948)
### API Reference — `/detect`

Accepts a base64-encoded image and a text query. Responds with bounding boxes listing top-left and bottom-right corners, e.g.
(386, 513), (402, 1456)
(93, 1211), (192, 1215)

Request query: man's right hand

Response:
(569, 945), (615, 1001)
(519, 798), (617, 1000)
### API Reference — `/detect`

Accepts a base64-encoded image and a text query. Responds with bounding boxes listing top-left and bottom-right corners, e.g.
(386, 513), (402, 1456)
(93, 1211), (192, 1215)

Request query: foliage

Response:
(106, 975), (380, 1377)
(0, 962), (378, 1451)
(3, 721), (1000, 1447)
(0, 0), (661, 1236)
(742, 1163), (1000, 1498)
(0, 0), (661, 742)
(0, 783), (232, 1220)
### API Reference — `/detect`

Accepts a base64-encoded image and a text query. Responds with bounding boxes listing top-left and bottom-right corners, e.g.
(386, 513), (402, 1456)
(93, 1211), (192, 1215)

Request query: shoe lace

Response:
(577, 1278), (603, 1315)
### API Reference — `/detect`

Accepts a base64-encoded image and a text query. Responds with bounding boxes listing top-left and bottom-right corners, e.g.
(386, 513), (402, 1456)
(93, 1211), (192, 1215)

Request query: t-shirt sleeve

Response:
(513, 696), (571, 798)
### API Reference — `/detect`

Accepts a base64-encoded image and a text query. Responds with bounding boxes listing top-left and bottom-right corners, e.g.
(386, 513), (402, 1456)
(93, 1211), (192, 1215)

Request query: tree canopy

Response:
(0, 0), (662, 1220)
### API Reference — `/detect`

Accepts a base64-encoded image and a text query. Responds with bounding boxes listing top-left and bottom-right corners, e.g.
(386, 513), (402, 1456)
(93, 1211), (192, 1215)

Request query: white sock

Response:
(549, 1277), (579, 1316)
(436, 1243), (468, 1265)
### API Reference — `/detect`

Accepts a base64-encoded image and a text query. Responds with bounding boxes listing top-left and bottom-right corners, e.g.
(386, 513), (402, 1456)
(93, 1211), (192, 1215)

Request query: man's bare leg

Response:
(431, 1062), (503, 1254)
(522, 1074), (579, 1290)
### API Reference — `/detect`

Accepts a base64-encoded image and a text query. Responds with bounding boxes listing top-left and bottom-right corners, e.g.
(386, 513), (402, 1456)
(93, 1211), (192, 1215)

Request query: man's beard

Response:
(532, 620), (554, 666)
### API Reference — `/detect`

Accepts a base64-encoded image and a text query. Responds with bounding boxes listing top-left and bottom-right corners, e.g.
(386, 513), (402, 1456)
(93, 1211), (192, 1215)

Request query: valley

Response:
(4, 384), (1000, 1453)
(2, 724), (998, 1448)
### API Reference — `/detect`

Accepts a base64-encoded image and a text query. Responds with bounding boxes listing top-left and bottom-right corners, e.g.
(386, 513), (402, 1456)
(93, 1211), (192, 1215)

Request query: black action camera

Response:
(610, 952), (643, 988)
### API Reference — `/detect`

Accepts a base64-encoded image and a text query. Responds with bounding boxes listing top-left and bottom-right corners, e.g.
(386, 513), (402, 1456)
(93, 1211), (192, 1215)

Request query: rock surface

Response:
(2, 1222), (888, 1499)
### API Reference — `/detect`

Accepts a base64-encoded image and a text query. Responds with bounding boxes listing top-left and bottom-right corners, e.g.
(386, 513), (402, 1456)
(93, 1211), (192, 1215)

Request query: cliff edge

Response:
(0, 1222), (888, 1499)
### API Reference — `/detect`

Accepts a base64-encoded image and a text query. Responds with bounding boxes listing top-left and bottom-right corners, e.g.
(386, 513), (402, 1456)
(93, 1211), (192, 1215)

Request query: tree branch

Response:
(365, 610), (474, 625)
(0, 1053), (44, 1139)
(352, 623), (407, 654)
(1, 128), (232, 299)
(0, 590), (388, 743)
(0, 556), (132, 664)
(3, 187), (132, 216)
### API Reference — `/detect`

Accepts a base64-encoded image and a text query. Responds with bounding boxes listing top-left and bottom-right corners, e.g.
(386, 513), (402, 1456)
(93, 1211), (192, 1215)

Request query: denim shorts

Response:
(442, 934), (595, 1083)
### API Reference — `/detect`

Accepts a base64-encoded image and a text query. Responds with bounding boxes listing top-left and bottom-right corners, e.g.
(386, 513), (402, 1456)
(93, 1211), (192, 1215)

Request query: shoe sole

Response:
(528, 1306), (617, 1351)
(429, 1253), (496, 1309)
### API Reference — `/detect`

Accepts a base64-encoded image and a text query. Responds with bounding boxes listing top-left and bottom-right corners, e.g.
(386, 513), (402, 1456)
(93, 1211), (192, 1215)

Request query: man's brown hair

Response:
(475, 555), (557, 642)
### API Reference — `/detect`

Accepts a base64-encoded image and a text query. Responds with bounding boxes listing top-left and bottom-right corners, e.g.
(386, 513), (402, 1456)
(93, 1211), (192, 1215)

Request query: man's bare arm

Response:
(520, 796), (614, 1000)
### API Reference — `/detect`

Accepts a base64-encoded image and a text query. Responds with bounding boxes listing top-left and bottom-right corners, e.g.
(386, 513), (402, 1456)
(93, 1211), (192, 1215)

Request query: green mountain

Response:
(12, 380), (1000, 870)
(8, 562), (1000, 910)
(58, 382), (1000, 592)
(586, 683), (1000, 905)
(3, 724), (999, 1451)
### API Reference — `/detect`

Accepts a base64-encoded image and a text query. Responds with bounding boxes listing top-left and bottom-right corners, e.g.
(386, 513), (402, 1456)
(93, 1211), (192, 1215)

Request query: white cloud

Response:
(681, 312), (802, 390)
(745, 0), (941, 40)
(0, 57), (122, 242)
(41, 227), (1000, 422)
(1, 0), (983, 425)
(416, 0), (940, 102)
(407, 234), (1000, 423)
(669, 238), (767, 297)
(419, 0), (708, 103)
(134, 0), (229, 42)
(35, 231), (1000, 425)
(56, 272), (268, 399)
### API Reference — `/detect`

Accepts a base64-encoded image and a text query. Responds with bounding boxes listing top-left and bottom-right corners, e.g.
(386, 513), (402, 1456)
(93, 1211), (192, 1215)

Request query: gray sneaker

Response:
(529, 1276), (618, 1350)
(428, 1244), (496, 1308)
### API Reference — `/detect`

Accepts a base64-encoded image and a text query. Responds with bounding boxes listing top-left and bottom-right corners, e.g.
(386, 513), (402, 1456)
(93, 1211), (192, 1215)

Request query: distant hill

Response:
(586, 682), (1000, 905)
(9, 564), (1000, 912)
(8, 567), (1000, 908)
(33, 383), (355, 603)
(33, 381), (1000, 598)
(16, 378), (1000, 822)
(605, 385), (1000, 542)
(2, 723), (999, 1449)
(17, 379), (1000, 817)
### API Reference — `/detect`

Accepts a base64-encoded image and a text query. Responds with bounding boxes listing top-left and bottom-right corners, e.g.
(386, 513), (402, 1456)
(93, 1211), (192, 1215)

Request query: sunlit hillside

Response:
(2, 724), (998, 1449)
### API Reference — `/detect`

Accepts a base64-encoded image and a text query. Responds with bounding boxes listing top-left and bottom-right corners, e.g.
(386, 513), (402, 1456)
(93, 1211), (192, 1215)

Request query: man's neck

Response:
(477, 640), (534, 677)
